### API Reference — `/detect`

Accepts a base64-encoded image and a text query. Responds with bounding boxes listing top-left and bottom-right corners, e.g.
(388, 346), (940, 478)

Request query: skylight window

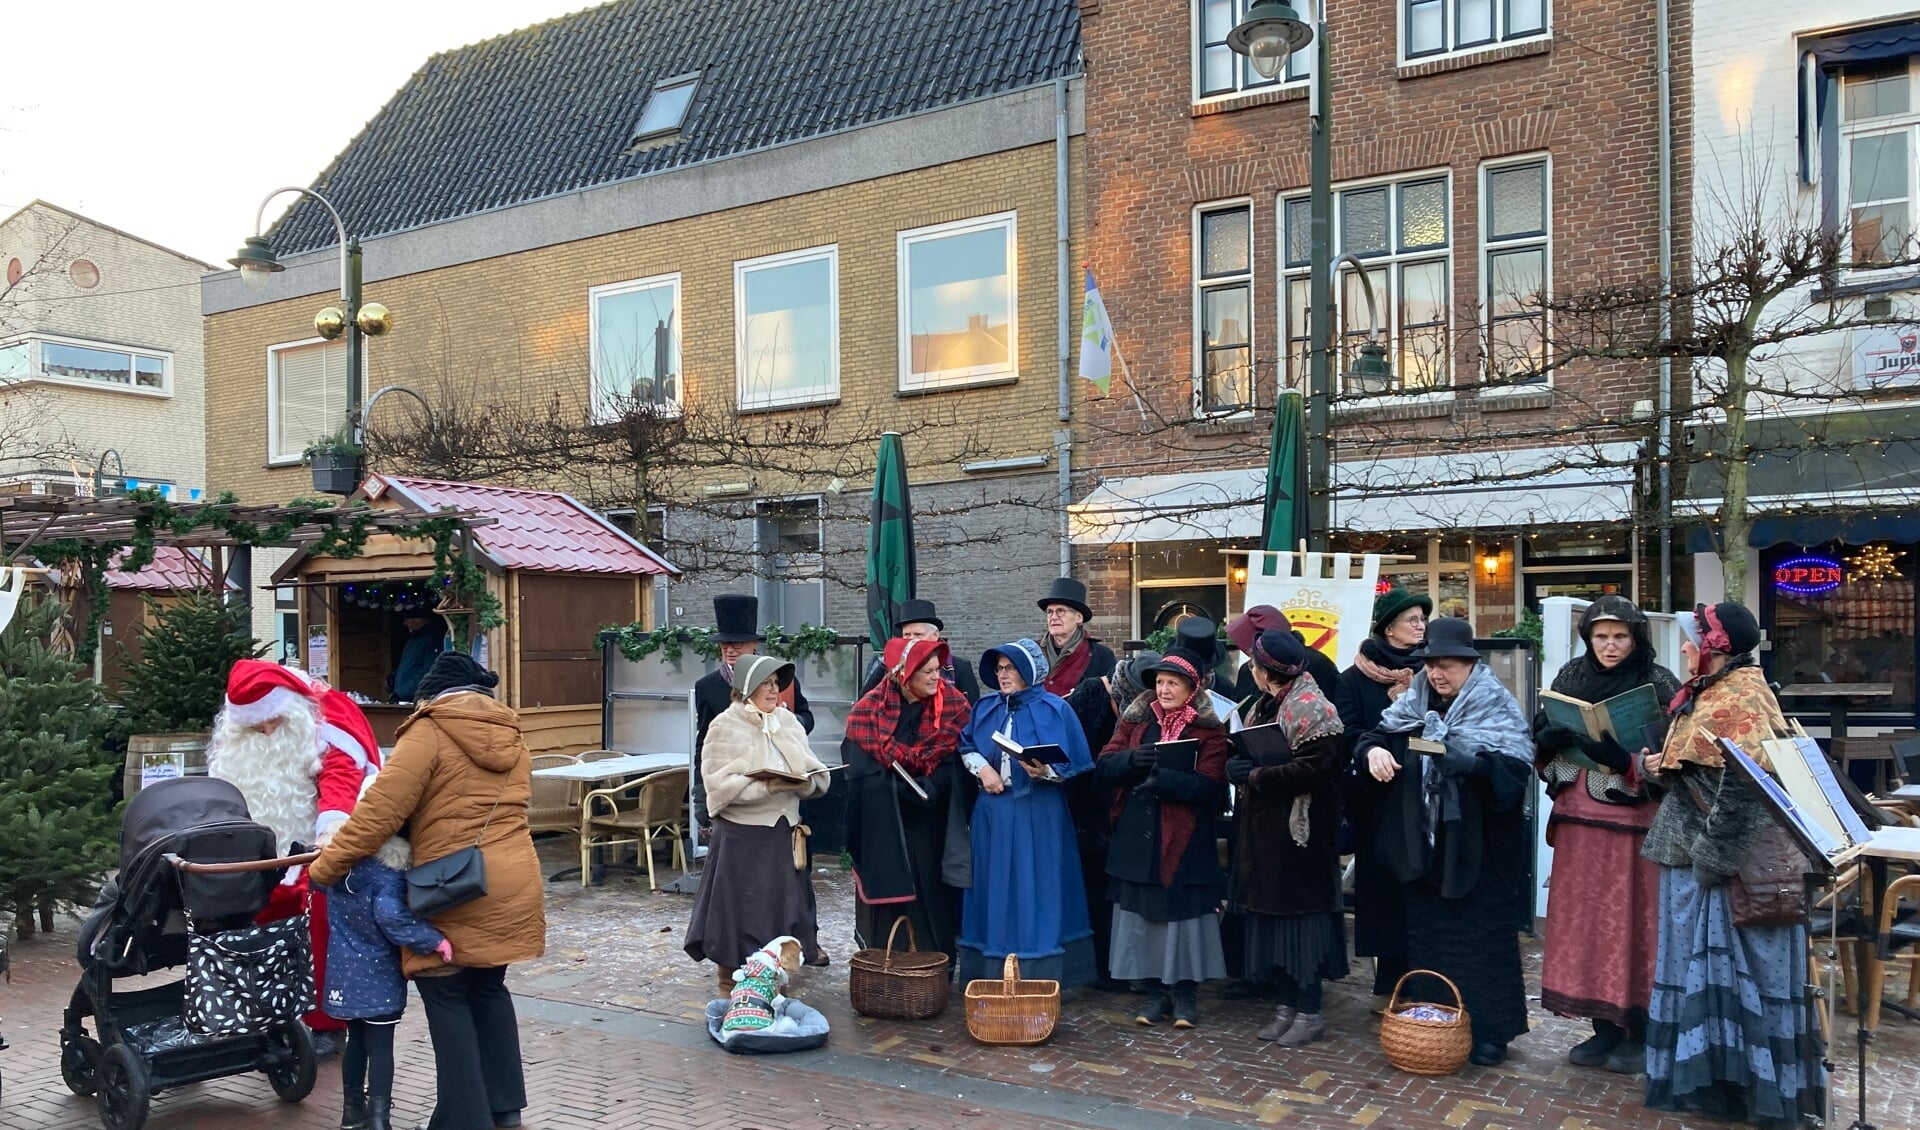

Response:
(631, 73), (699, 143)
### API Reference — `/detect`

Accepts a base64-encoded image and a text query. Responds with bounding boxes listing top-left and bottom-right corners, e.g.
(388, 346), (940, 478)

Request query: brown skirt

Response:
(1540, 818), (1660, 1026)
(683, 816), (819, 973)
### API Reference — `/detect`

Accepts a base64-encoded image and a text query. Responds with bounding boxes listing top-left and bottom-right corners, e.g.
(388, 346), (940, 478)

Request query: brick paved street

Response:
(4, 843), (1915, 1130)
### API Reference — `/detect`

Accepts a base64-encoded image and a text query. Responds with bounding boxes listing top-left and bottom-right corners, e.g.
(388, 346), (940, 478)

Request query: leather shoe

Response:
(1469, 1041), (1508, 1067)
(493, 1114), (522, 1129)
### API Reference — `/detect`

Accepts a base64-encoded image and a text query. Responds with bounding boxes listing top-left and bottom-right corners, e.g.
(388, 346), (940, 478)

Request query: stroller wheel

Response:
(61, 1034), (102, 1096)
(97, 1044), (150, 1130)
(263, 1020), (316, 1103)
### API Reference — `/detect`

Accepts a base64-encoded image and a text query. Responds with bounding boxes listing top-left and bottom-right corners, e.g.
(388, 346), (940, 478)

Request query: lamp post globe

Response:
(1226, 0), (1314, 78)
(229, 234), (283, 291)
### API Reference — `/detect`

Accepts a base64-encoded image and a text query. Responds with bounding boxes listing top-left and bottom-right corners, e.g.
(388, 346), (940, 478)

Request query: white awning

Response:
(1068, 443), (1641, 545)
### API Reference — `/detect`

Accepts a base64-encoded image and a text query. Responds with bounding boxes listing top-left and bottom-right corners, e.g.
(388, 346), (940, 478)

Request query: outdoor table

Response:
(533, 752), (687, 883)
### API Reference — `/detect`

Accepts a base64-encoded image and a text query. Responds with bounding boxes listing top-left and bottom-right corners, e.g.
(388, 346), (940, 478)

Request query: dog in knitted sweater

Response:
(720, 936), (804, 1035)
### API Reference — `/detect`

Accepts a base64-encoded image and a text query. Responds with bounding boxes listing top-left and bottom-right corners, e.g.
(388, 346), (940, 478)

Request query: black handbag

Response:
(406, 780), (507, 916)
(184, 916), (315, 1035)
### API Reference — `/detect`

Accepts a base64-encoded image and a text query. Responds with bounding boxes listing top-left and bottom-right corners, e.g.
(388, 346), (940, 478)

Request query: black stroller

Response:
(61, 776), (318, 1130)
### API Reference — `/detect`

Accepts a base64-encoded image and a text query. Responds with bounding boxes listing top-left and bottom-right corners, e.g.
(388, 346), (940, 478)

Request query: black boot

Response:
(365, 1096), (392, 1130)
(1132, 985), (1173, 1025)
(1171, 981), (1200, 1029)
(341, 1092), (370, 1130)
(1568, 1018), (1624, 1068)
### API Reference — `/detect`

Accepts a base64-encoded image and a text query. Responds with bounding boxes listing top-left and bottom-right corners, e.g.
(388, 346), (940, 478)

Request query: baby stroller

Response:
(61, 776), (318, 1130)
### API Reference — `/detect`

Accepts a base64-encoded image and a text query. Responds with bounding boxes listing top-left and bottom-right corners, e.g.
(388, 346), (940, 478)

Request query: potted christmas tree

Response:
(302, 430), (364, 496)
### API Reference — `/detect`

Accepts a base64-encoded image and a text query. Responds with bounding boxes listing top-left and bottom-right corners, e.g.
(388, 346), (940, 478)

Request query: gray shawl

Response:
(1375, 662), (1534, 854)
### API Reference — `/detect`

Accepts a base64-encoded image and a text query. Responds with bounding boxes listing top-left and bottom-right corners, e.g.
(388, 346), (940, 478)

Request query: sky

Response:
(1, 0), (602, 267)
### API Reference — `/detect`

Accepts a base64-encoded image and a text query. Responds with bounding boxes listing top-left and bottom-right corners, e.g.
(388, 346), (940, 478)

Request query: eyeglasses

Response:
(1043, 608), (1075, 618)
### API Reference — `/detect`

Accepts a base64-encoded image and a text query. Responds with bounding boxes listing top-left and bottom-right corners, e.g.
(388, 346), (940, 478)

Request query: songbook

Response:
(1154, 739), (1199, 774)
(1407, 736), (1446, 756)
(890, 760), (929, 801)
(1717, 733), (1893, 873)
(746, 764), (816, 784)
(1230, 721), (1291, 767)
(1540, 685), (1665, 772)
(992, 731), (1069, 766)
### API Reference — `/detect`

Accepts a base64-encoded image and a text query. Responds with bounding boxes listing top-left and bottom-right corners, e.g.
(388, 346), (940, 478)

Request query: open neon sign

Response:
(1773, 555), (1843, 596)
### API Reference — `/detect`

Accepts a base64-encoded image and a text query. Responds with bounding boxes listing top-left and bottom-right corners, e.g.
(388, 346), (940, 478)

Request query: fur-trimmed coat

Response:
(1097, 693), (1230, 892)
(702, 703), (830, 827)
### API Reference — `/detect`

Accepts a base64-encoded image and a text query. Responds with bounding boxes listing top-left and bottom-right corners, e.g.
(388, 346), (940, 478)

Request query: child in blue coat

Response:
(319, 827), (451, 1130)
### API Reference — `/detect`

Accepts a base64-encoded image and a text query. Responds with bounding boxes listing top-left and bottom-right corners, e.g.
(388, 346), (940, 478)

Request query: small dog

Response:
(720, 936), (804, 1035)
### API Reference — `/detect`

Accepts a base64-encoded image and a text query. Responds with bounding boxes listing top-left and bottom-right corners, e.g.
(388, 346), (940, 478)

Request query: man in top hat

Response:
(692, 594), (815, 832)
(856, 598), (981, 703)
(206, 659), (382, 1054)
(1035, 577), (1117, 698)
(1173, 616), (1245, 733)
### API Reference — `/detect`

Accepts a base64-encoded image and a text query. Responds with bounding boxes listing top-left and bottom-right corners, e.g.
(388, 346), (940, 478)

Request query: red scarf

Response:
(845, 640), (972, 777)
(1150, 697), (1198, 742)
(1042, 633), (1094, 696)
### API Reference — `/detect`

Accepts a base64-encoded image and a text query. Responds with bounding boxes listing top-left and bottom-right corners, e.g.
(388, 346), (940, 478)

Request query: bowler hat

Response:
(1037, 577), (1092, 620)
(895, 598), (943, 632)
(1174, 616), (1225, 667)
(1371, 585), (1432, 637)
(1411, 616), (1479, 660)
(711, 594), (765, 643)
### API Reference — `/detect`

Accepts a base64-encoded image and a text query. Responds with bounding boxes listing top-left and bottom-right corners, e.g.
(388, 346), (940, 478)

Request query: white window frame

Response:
(1193, 0), (1318, 105)
(1839, 62), (1920, 271)
(589, 272), (683, 420)
(266, 337), (348, 466)
(734, 245), (840, 411)
(0, 332), (173, 397)
(1480, 153), (1553, 391)
(1194, 198), (1257, 417)
(753, 495), (826, 631)
(1280, 169), (1455, 409)
(1399, 0), (1550, 66)
(896, 211), (1020, 393)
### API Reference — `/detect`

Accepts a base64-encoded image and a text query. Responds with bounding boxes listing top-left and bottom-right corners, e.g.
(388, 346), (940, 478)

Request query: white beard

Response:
(207, 701), (324, 855)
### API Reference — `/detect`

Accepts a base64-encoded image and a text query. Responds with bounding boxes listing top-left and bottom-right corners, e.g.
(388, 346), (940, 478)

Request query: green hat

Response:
(1371, 585), (1432, 637)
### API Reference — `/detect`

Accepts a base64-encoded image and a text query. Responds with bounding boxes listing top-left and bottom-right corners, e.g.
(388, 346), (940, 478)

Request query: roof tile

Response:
(375, 475), (677, 576)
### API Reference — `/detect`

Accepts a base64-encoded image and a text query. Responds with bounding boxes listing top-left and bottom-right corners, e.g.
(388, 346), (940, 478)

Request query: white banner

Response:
(1240, 552), (1382, 670)
(1853, 325), (1920, 389)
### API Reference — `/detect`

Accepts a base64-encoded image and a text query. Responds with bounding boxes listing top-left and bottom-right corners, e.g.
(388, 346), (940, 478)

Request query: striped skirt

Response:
(1644, 866), (1825, 1128)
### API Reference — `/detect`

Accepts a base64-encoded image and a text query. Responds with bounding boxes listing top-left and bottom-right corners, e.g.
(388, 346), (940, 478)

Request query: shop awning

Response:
(1068, 442), (1642, 545)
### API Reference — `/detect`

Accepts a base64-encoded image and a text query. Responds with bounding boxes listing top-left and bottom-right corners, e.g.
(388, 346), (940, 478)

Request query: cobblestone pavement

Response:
(4, 841), (1915, 1130)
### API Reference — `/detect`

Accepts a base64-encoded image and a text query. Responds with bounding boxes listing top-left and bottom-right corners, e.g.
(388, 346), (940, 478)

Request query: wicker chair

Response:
(581, 767), (689, 891)
(577, 749), (626, 763)
(527, 754), (582, 846)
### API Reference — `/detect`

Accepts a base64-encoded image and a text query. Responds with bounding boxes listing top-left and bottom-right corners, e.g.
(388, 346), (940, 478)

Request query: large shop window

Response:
(1766, 541), (1916, 714)
(1283, 174), (1452, 396)
(267, 339), (348, 465)
(590, 273), (681, 416)
(1405, 0), (1548, 62)
(755, 498), (825, 630)
(1197, 0), (1316, 100)
(1482, 157), (1551, 384)
(1196, 203), (1255, 415)
(735, 246), (838, 410)
(898, 213), (1018, 392)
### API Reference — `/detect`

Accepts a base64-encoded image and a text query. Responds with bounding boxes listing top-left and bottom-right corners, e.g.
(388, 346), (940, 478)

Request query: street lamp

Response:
(230, 188), (394, 485)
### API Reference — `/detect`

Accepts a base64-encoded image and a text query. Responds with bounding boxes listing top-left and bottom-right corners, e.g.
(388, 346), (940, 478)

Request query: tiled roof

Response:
(105, 547), (233, 592)
(272, 0), (1081, 253)
(369, 475), (678, 576)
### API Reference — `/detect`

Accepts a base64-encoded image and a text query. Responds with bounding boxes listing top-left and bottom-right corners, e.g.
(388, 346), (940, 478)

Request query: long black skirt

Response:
(1403, 879), (1529, 1046)
(854, 803), (959, 962)
(684, 816), (819, 973)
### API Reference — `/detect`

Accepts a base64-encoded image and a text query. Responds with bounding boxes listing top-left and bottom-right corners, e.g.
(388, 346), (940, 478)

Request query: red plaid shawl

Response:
(845, 640), (972, 777)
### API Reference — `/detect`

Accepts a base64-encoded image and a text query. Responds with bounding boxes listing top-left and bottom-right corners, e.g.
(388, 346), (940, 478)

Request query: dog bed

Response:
(704, 997), (830, 1055)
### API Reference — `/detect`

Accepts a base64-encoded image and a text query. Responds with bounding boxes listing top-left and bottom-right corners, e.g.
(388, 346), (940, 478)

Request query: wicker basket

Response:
(848, 917), (951, 1021)
(964, 954), (1059, 1046)
(1379, 970), (1473, 1076)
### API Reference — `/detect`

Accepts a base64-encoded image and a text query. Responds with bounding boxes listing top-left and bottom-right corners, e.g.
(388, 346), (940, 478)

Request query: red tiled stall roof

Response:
(105, 546), (234, 591)
(365, 475), (678, 577)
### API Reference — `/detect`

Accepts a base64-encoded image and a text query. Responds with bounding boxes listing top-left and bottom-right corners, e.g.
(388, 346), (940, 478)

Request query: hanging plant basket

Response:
(308, 451), (362, 496)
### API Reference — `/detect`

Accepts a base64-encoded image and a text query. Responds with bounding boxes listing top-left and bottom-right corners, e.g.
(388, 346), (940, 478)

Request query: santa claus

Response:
(206, 659), (381, 1053)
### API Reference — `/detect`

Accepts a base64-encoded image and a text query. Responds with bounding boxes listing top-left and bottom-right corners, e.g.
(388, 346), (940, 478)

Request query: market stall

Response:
(274, 475), (678, 752)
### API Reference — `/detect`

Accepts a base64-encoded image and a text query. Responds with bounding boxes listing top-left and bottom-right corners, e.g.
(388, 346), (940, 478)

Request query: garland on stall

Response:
(600, 621), (841, 665)
(31, 489), (503, 663)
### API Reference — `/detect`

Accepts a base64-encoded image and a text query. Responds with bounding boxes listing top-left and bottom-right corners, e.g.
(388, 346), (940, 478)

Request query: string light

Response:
(1846, 543), (1904, 584)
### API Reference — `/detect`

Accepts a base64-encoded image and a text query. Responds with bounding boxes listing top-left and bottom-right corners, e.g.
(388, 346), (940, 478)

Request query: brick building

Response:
(200, 0), (1085, 665)
(1069, 0), (1689, 639)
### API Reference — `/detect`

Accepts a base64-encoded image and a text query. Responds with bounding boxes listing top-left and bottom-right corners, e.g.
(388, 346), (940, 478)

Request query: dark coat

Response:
(692, 665), (814, 827)
(841, 701), (967, 901)
(1040, 636), (1118, 698)
(1359, 729), (1534, 907)
(1097, 696), (1229, 899)
(1335, 647), (1420, 959)
(319, 855), (446, 1019)
(1231, 722), (1345, 919)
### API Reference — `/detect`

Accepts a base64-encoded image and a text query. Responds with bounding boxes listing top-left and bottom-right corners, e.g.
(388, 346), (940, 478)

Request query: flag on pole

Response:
(1078, 268), (1115, 398)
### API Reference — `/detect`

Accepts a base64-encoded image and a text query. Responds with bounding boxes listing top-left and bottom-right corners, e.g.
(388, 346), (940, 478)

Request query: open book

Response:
(1539, 684), (1665, 772)
(992, 730), (1069, 766)
(746, 764), (819, 784)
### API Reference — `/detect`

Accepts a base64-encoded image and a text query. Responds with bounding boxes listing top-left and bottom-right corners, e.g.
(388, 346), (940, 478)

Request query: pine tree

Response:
(0, 599), (118, 937)
(115, 592), (265, 737)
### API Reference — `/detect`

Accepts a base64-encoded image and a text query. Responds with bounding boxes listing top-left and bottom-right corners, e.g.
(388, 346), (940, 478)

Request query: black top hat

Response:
(710, 594), (764, 643)
(1411, 616), (1479, 660)
(1174, 616), (1223, 666)
(1037, 577), (1092, 620)
(894, 598), (943, 632)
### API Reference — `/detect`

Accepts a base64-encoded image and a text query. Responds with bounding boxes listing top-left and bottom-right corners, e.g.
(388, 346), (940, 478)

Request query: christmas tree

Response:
(0, 599), (118, 937)
(115, 592), (265, 737)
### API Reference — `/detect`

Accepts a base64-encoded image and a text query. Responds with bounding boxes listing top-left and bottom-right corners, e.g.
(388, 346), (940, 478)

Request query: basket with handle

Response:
(849, 916), (951, 1020)
(964, 954), (1059, 1046)
(1378, 969), (1473, 1075)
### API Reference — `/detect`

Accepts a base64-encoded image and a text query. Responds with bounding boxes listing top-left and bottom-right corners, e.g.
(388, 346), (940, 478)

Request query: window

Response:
(755, 498), (824, 630)
(898, 213), (1018, 391)
(1405, 0), (1547, 60)
(0, 334), (170, 394)
(1197, 0), (1317, 99)
(1482, 158), (1550, 384)
(267, 339), (348, 464)
(630, 73), (699, 143)
(1196, 203), (1255, 414)
(1282, 174), (1452, 396)
(1842, 64), (1917, 264)
(735, 246), (839, 410)
(590, 273), (681, 416)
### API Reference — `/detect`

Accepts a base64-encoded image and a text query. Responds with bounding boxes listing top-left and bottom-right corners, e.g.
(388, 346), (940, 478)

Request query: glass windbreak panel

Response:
(1399, 179), (1448, 250)
(1488, 163), (1547, 238)
(906, 223), (1012, 381)
(1201, 208), (1251, 277)
(740, 256), (834, 401)
(43, 342), (132, 384)
(1340, 187), (1390, 256)
(1846, 68), (1912, 122)
(594, 281), (678, 404)
(1769, 544), (1916, 713)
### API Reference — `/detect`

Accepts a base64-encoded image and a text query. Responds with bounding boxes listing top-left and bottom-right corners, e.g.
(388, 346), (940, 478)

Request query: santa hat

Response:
(319, 690), (381, 774)
(223, 659), (319, 727)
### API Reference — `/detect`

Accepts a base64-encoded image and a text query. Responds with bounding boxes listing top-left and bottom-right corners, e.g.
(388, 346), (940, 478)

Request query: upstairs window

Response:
(267, 339), (348, 464)
(898, 213), (1018, 392)
(1842, 63), (1918, 265)
(1197, 0), (1317, 100)
(590, 273), (682, 416)
(0, 334), (171, 395)
(1405, 0), (1548, 61)
(1195, 202), (1255, 415)
(735, 245), (839, 410)
(630, 73), (700, 145)
(1482, 157), (1551, 384)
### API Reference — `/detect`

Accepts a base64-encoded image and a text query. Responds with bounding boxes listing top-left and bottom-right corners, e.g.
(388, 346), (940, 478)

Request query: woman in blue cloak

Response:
(954, 638), (1097, 989)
